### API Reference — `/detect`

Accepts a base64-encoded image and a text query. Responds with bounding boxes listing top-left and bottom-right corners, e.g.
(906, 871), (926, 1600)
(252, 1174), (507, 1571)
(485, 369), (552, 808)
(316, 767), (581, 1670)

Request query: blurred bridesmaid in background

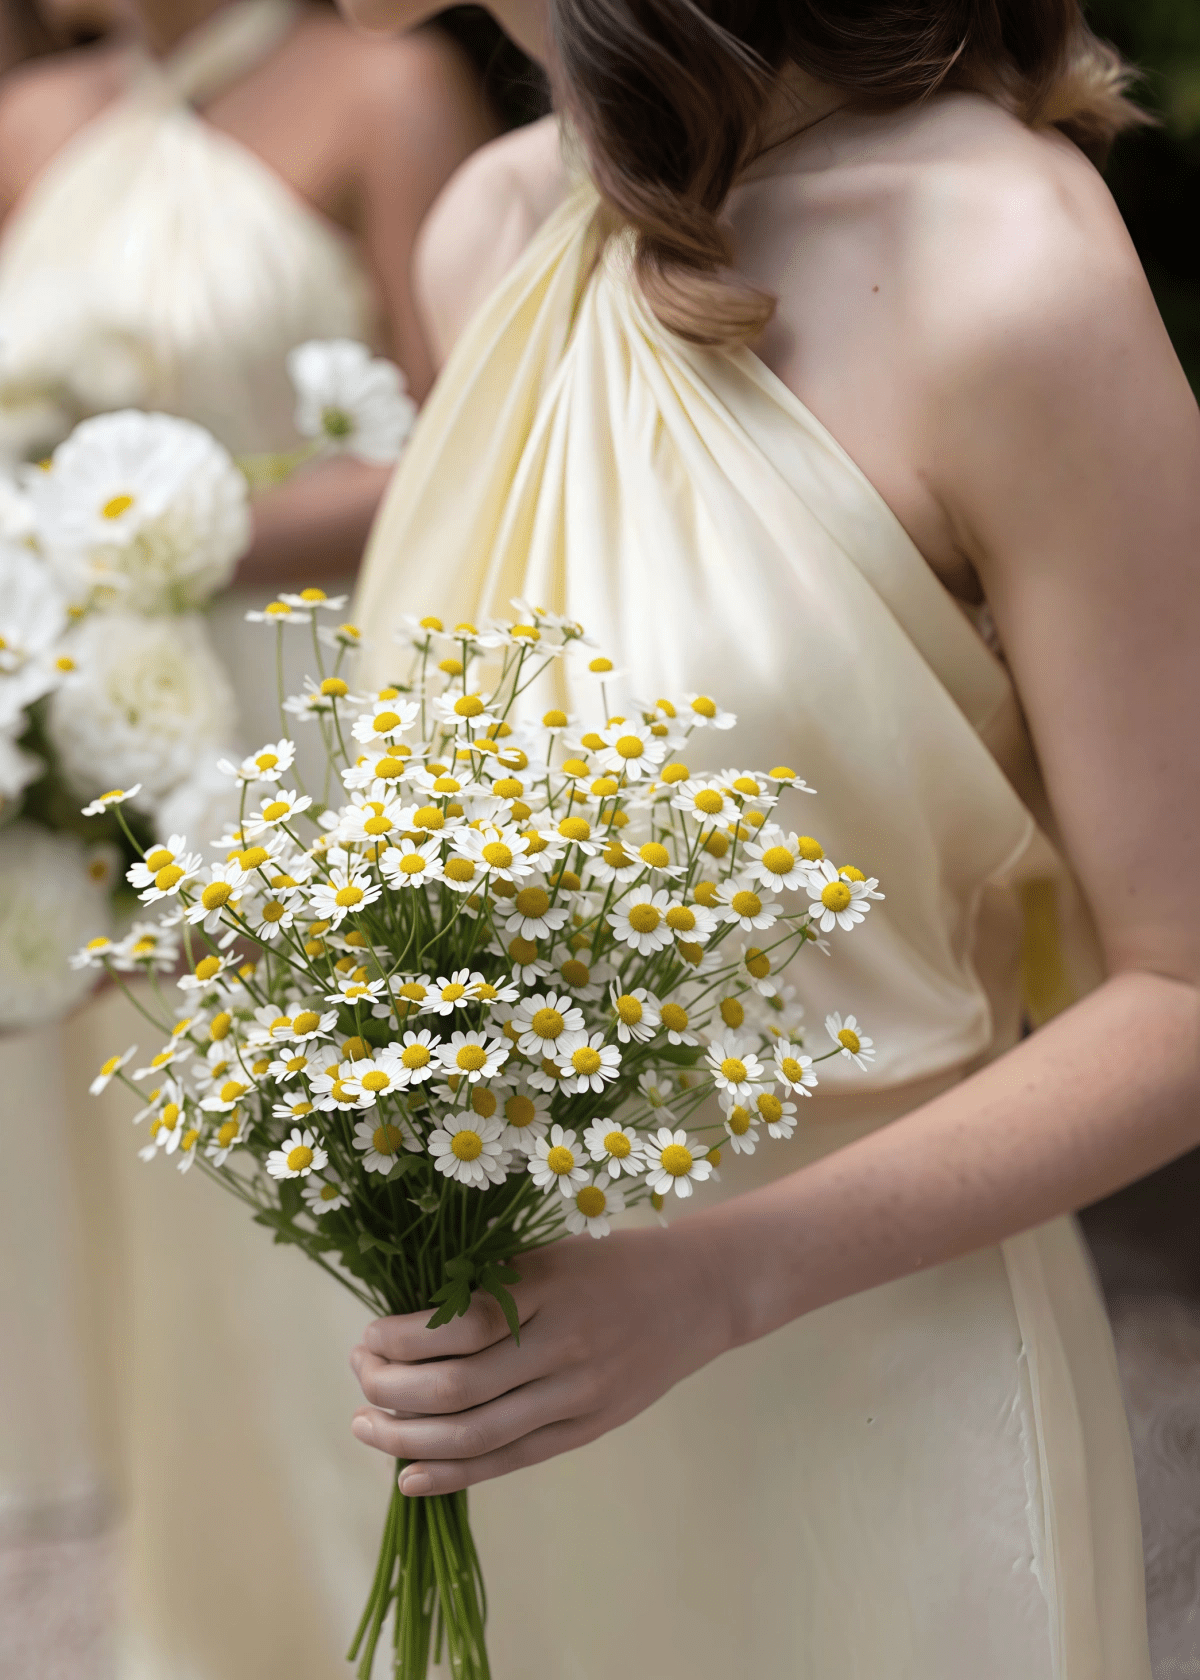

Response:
(0, 3), (539, 1674)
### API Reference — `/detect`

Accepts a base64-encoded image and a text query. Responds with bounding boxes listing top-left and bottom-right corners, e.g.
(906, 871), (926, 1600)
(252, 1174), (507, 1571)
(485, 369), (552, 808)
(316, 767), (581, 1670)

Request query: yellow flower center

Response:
(821, 881), (853, 912)
(693, 788), (724, 815)
(261, 800), (289, 822)
(660, 763), (689, 785)
(761, 846), (795, 877)
(144, 846), (174, 872)
(331, 1080), (355, 1103)
(515, 887), (550, 918)
(731, 890), (762, 918)
(531, 1007), (565, 1039)
(456, 1044), (487, 1072)
(321, 677), (348, 697)
(576, 1185), (607, 1218)
(201, 882), (233, 910)
(615, 735), (644, 759)
(101, 492), (134, 520)
(505, 1094), (536, 1128)
(558, 817), (591, 842)
(364, 814), (392, 836)
(160, 1102), (181, 1129)
(401, 1044), (431, 1069)
(290, 1100), (314, 1116)
(838, 1028), (862, 1054)
(469, 1088), (496, 1119)
(728, 1106), (751, 1135)
(781, 1056), (805, 1082)
(219, 1080), (247, 1102)
(98, 1054), (121, 1077)
(372, 1124), (403, 1156)
(615, 994), (642, 1025)
(797, 836), (824, 862)
(839, 864), (865, 881)
(372, 711), (400, 734)
(453, 694), (485, 718)
(604, 1130), (632, 1158)
(262, 901), (286, 922)
(319, 1183), (341, 1201)
(572, 1046), (602, 1076)
(660, 1003), (689, 1033)
(361, 1070), (391, 1093)
(441, 983), (467, 1003)
(628, 903), (660, 934)
(719, 1057), (747, 1083)
(660, 1143), (693, 1176)
(216, 1119), (239, 1147)
(482, 841), (514, 868)
(635, 843), (667, 870)
(666, 905), (696, 932)
(559, 959), (591, 988)
(693, 881), (719, 907)
(210, 1012), (232, 1040)
(439, 656), (463, 676)
(757, 1094), (784, 1123)
(509, 936), (539, 964)
(443, 857), (474, 881)
(543, 708), (568, 728)
(293, 1011), (321, 1035)
(719, 998), (745, 1028)
(547, 1144), (575, 1174)
(335, 884), (365, 908)
(375, 757), (405, 780)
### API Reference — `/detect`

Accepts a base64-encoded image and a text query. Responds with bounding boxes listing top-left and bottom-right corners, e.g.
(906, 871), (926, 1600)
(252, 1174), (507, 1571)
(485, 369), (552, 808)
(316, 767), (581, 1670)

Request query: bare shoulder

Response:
(0, 39), (124, 210)
(414, 116), (568, 364)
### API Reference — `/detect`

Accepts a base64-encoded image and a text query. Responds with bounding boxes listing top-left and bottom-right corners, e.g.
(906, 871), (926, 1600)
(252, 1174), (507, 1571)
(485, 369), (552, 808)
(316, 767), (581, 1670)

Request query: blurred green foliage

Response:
(1088, 0), (1200, 391)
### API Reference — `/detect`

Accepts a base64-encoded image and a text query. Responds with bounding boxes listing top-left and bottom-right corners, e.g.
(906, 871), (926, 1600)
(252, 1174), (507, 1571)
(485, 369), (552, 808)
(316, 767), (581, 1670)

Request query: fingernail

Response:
(399, 1470), (432, 1497)
(351, 1416), (374, 1444)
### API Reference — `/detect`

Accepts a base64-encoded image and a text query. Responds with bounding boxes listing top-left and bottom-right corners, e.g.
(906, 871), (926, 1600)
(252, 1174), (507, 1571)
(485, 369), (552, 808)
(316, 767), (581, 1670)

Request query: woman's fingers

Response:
(351, 1318), (560, 1416)
(350, 1368), (592, 1466)
(397, 1415), (604, 1497)
(360, 1284), (536, 1364)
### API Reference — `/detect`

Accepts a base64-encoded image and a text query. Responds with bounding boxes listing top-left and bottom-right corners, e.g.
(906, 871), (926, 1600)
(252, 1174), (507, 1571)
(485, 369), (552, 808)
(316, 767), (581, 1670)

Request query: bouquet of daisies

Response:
(82, 603), (882, 1678)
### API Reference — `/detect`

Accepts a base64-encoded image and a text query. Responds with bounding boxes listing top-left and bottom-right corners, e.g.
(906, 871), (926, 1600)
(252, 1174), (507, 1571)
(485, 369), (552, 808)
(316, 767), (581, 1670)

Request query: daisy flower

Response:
(308, 863), (382, 928)
(556, 1030), (621, 1094)
(431, 691), (499, 732)
(81, 785), (142, 817)
(221, 739), (296, 785)
(266, 1127), (327, 1179)
(586, 838), (645, 886)
(721, 1102), (760, 1155)
(657, 999), (697, 1046)
(379, 838), (443, 892)
(740, 943), (778, 998)
(743, 830), (823, 895)
(127, 836), (201, 902)
(643, 1127), (714, 1198)
(392, 1028), (442, 1087)
(583, 1119), (644, 1177)
(423, 969), (489, 1017)
(513, 990), (585, 1057)
(607, 888), (675, 955)
(773, 1040), (817, 1096)
(541, 814), (603, 858)
(376, 974), (433, 1023)
(350, 698), (420, 745)
(353, 1116), (414, 1173)
(637, 1069), (677, 1114)
(273, 1093), (318, 1126)
(243, 788), (313, 837)
(609, 983), (661, 1044)
(183, 860), (246, 930)
(659, 898), (717, 944)
(670, 777), (737, 826)
(714, 879), (782, 932)
(806, 859), (880, 933)
(277, 587), (349, 612)
(501, 882), (571, 941)
(498, 1087), (551, 1153)
(289, 339), (416, 462)
(825, 1012), (876, 1070)
(290, 1007), (338, 1043)
(681, 693), (735, 730)
(706, 1037), (766, 1101)
(469, 973), (521, 1009)
(436, 1030), (510, 1083)
(452, 824), (535, 884)
(89, 1043), (137, 1094)
(205, 1109), (248, 1166)
(528, 1124), (588, 1196)
(247, 895), (297, 939)
(428, 1116), (508, 1188)
(245, 599), (312, 626)
(595, 722), (667, 783)
(303, 1177), (350, 1216)
(565, 1172), (626, 1238)
(339, 1050), (409, 1106)
(754, 1089), (799, 1139)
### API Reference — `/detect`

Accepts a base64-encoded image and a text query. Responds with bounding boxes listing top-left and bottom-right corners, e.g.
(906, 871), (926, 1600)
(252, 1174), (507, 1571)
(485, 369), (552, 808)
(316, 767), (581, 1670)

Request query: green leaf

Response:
(479, 1263), (522, 1344)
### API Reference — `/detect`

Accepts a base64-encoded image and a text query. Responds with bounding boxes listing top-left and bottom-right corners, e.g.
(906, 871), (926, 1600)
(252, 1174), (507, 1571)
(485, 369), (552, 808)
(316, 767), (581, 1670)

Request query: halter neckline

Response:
(128, 0), (300, 109)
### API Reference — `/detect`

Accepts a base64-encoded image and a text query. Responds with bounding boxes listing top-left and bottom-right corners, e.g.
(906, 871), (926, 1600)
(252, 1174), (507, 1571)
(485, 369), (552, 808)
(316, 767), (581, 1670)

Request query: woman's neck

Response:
(753, 64), (852, 165)
(125, 0), (237, 57)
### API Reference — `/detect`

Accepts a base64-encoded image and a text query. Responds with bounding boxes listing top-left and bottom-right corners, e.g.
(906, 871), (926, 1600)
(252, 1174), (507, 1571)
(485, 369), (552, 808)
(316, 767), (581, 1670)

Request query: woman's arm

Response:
(348, 155), (1200, 1499)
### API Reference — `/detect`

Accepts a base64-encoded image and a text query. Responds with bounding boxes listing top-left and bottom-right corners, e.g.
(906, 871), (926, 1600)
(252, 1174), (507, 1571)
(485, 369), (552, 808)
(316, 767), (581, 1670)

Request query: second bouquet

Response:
(83, 603), (882, 1679)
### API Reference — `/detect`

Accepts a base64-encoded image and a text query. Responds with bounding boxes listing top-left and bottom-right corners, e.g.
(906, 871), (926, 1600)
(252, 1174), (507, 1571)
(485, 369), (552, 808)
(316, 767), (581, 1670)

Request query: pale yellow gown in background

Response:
(353, 180), (1154, 1677)
(0, 5), (399, 1674)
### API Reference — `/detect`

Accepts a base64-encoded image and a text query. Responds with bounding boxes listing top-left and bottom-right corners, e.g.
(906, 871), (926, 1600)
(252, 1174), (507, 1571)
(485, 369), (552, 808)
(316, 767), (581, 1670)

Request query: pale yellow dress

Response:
(353, 181), (1153, 1677)
(0, 6), (395, 1674)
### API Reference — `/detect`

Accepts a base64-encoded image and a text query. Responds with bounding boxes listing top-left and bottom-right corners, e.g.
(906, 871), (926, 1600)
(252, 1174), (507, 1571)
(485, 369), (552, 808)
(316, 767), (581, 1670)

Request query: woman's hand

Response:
(349, 1224), (734, 1496)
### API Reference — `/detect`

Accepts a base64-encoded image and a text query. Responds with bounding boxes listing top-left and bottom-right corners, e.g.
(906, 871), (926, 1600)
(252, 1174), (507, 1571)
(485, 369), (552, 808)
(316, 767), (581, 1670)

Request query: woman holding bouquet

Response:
(343, 0), (1200, 1674)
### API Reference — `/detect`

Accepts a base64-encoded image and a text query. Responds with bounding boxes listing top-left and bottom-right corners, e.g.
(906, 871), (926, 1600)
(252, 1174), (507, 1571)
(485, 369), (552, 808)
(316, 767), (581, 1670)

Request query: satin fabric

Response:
(0, 8), (390, 1674)
(352, 181), (1151, 1676)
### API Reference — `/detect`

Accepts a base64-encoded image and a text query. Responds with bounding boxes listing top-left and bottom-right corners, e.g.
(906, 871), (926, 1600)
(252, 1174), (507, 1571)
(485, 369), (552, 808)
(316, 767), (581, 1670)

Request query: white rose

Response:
(46, 612), (238, 810)
(0, 821), (111, 1027)
(32, 411), (251, 613)
(288, 339), (416, 464)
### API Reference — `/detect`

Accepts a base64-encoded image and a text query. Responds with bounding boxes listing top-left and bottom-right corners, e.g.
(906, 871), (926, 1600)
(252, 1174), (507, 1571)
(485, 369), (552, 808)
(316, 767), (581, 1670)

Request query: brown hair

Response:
(547, 0), (1146, 344)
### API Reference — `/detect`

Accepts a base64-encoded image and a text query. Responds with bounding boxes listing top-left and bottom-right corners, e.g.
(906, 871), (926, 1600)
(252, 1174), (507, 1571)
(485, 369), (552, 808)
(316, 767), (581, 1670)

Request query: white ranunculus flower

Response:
(0, 726), (41, 803)
(46, 612), (237, 811)
(0, 542), (67, 724)
(0, 821), (111, 1027)
(31, 411), (251, 613)
(0, 472), (37, 543)
(287, 339), (416, 463)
